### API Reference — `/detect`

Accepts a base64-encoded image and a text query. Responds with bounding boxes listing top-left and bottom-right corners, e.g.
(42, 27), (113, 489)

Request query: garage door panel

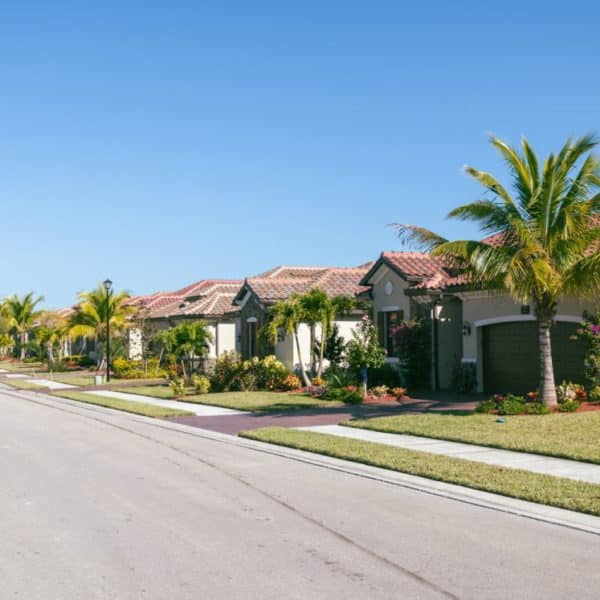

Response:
(483, 321), (584, 394)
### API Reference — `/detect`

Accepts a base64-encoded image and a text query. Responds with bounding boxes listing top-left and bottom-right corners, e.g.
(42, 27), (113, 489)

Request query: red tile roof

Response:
(240, 264), (374, 304)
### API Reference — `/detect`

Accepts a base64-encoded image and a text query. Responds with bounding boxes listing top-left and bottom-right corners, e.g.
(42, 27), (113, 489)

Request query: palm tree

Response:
(394, 134), (600, 407)
(34, 311), (68, 365)
(3, 292), (45, 359)
(69, 284), (135, 367)
(266, 297), (311, 386)
(168, 321), (213, 383)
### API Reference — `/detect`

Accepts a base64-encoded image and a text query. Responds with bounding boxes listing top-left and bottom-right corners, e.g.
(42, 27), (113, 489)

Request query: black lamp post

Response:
(103, 279), (113, 382)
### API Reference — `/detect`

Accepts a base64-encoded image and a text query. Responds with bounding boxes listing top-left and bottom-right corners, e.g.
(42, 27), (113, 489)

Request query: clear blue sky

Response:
(2, 2), (599, 308)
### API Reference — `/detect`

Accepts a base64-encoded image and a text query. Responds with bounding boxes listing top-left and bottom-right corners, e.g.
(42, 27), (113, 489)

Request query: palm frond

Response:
(389, 223), (447, 251)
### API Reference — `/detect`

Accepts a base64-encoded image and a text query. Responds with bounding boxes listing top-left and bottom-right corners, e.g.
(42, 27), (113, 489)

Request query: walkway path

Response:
(298, 425), (600, 485)
(82, 390), (248, 417)
(27, 378), (76, 390)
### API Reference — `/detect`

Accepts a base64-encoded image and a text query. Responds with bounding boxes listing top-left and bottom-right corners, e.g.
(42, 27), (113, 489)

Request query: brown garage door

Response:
(483, 321), (585, 394)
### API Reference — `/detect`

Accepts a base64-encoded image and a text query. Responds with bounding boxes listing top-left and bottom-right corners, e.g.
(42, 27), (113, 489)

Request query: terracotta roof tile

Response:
(243, 263), (374, 303)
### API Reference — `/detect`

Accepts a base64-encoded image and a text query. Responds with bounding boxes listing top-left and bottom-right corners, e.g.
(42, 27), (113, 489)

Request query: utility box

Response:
(94, 375), (104, 386)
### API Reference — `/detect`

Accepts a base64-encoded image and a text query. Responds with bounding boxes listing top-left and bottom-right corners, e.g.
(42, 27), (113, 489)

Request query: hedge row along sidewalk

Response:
(342, 412), (600, 464)
(51, 390), (194, 418)
(239, 427), (600, 516)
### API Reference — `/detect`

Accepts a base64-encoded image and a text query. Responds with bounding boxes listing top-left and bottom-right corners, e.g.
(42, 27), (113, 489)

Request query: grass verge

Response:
(116, 387), (341, 411)
(51, 390), (193, 418)
(343, 412), (600, 464)
(240, 427), (600, 516)
(1, 378), (46, 390)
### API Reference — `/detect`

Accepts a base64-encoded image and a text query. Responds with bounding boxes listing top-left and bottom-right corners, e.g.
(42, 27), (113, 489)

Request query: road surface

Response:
(1, 387), (599, 599)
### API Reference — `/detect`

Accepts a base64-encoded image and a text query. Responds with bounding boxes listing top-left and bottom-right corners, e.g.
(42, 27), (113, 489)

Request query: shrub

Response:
(311, 376), (325, 387)
(523, 402), (551, 415)
(558, 400), (580, 412)
(281, 374), (301, 391)
(589, 386), (600, 403)
(367, 362), (403, 388)
(169, 378), (185, 397)
(475, 399), (497, 414)
(192, 375), (211, 394)
(526, 391), (539, 402)
(322, 387), (363, 404)
(497, 394), (527, 415)
(557, 381), (586, 404)
(324, 366), (356, 388)
(112, 357), (165, 379)
(451, 360), (477, 394)
(370, 385), (389, 397)
(391, 386), (408, 400)
(210, 352), (290, 392)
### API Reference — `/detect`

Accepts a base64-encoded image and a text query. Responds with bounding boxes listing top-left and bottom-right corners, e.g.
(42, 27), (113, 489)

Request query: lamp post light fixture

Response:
(103, 278), (113, 382)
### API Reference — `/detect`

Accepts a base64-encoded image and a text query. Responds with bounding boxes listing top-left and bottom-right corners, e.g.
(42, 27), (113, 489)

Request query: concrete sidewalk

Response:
(298, 424), (600, 485)
(83, 389), (248, 417)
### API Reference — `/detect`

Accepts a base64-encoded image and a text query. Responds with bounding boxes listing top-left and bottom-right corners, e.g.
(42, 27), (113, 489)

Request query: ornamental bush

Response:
(210, 352), (290, 392)
(192, 375), (211, 394)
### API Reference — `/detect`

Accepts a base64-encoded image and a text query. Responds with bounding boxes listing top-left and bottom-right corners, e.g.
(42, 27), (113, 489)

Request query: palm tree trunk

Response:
(20, 332), (26, 360)
(309, 324), (316, 376)
(538, 318), (557, 407)
(294, 326), (311, 387)
(317, 321), (327, 377)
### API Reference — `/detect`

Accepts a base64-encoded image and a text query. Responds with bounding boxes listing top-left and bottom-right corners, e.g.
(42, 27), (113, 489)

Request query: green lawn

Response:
(116, 386), (340, 411)
(0, 378), (46, 390)
(47, 373), (166, 387)
(343, 412), (600, 464)
(240, 427), (600, 516)
(0, 361), (43, 372)
(51, 390), (193, 418)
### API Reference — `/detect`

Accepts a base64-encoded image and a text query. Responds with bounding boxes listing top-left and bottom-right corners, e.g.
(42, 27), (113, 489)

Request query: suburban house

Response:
(129, 280), (242, 360)
(361, 245), (596, 393)
(232, 264), (373, 371)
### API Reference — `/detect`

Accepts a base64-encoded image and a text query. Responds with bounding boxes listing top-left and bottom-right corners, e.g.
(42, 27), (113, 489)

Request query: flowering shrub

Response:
(169, 378), (186, 397)
(526, 391), (538, 401)
(391, 386), (408, 399)
(311, 376), (325, 387)
(210, 352), (290, 391)
(192, 375), (211, 394)
(556, 381), (585, 404)
(476, 393), (550, 415)
(589, 386), (600, 403)
(281, 374), (301, 391)
(370, 385), (389, 397)
(574, 312), (600, 389)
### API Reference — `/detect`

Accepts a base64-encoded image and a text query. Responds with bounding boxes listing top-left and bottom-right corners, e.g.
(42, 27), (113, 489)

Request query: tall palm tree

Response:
(3, 292), (45, 359)
(35, 311), (68, 364)
(69, 284), (135, 366)
(266, 297), (311, 386)
(394, 134), (600, 406)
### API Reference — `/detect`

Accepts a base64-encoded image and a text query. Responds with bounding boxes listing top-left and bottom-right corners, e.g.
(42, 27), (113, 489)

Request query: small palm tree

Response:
(394, 134), (600, 406)
(168, 321), (213, 383)
(266, 298), (311, 386)
(3, 292), (45, 359)
(69, 284), (135, 367)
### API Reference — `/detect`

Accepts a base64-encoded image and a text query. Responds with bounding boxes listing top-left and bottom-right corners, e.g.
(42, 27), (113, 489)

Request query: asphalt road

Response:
(1, 388), (599, 600)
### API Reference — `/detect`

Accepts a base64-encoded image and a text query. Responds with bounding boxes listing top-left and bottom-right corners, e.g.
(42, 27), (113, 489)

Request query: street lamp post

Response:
(103, 279), (113, 382)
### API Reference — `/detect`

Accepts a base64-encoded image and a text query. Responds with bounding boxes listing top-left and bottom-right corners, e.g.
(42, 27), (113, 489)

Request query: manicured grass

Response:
(240, 427), (600, 516)
(47, 373), (98, 386)
(343, 412), (600, 465)
(1, 378), (47, 390)
(0, 361), (43, 372)
(51, 390), (194, 418)
(116, 386), (340, 411)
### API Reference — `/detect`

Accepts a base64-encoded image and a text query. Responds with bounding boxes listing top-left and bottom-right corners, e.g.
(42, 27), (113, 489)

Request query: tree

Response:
(2, 292), (45, 359)
(346, 316), (386, 396)
(266, 298), (311, 386)
(394, 134), (600, 406)
(156, 321), (213, 383)
(34, 311), (68, 365)
(69, 284), (135, 367)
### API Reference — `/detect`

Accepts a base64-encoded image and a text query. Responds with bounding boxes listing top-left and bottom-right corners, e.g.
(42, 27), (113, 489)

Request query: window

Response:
(247, 321), (257, 358)
(377, 310), (404, 355)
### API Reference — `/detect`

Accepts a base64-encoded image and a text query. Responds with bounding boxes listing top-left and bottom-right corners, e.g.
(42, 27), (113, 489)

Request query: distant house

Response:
(361, 244), (596, 393)
(232, 264), (372, 371)
(130, 280), (242, 360)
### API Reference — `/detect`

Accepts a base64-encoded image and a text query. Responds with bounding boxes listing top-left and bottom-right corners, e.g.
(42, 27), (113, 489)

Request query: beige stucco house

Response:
(232, 264), (373, 372)
(360, 250), (595, 393)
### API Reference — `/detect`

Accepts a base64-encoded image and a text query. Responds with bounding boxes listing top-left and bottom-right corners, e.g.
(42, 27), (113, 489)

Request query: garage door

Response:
(482, 321), (585, 394)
